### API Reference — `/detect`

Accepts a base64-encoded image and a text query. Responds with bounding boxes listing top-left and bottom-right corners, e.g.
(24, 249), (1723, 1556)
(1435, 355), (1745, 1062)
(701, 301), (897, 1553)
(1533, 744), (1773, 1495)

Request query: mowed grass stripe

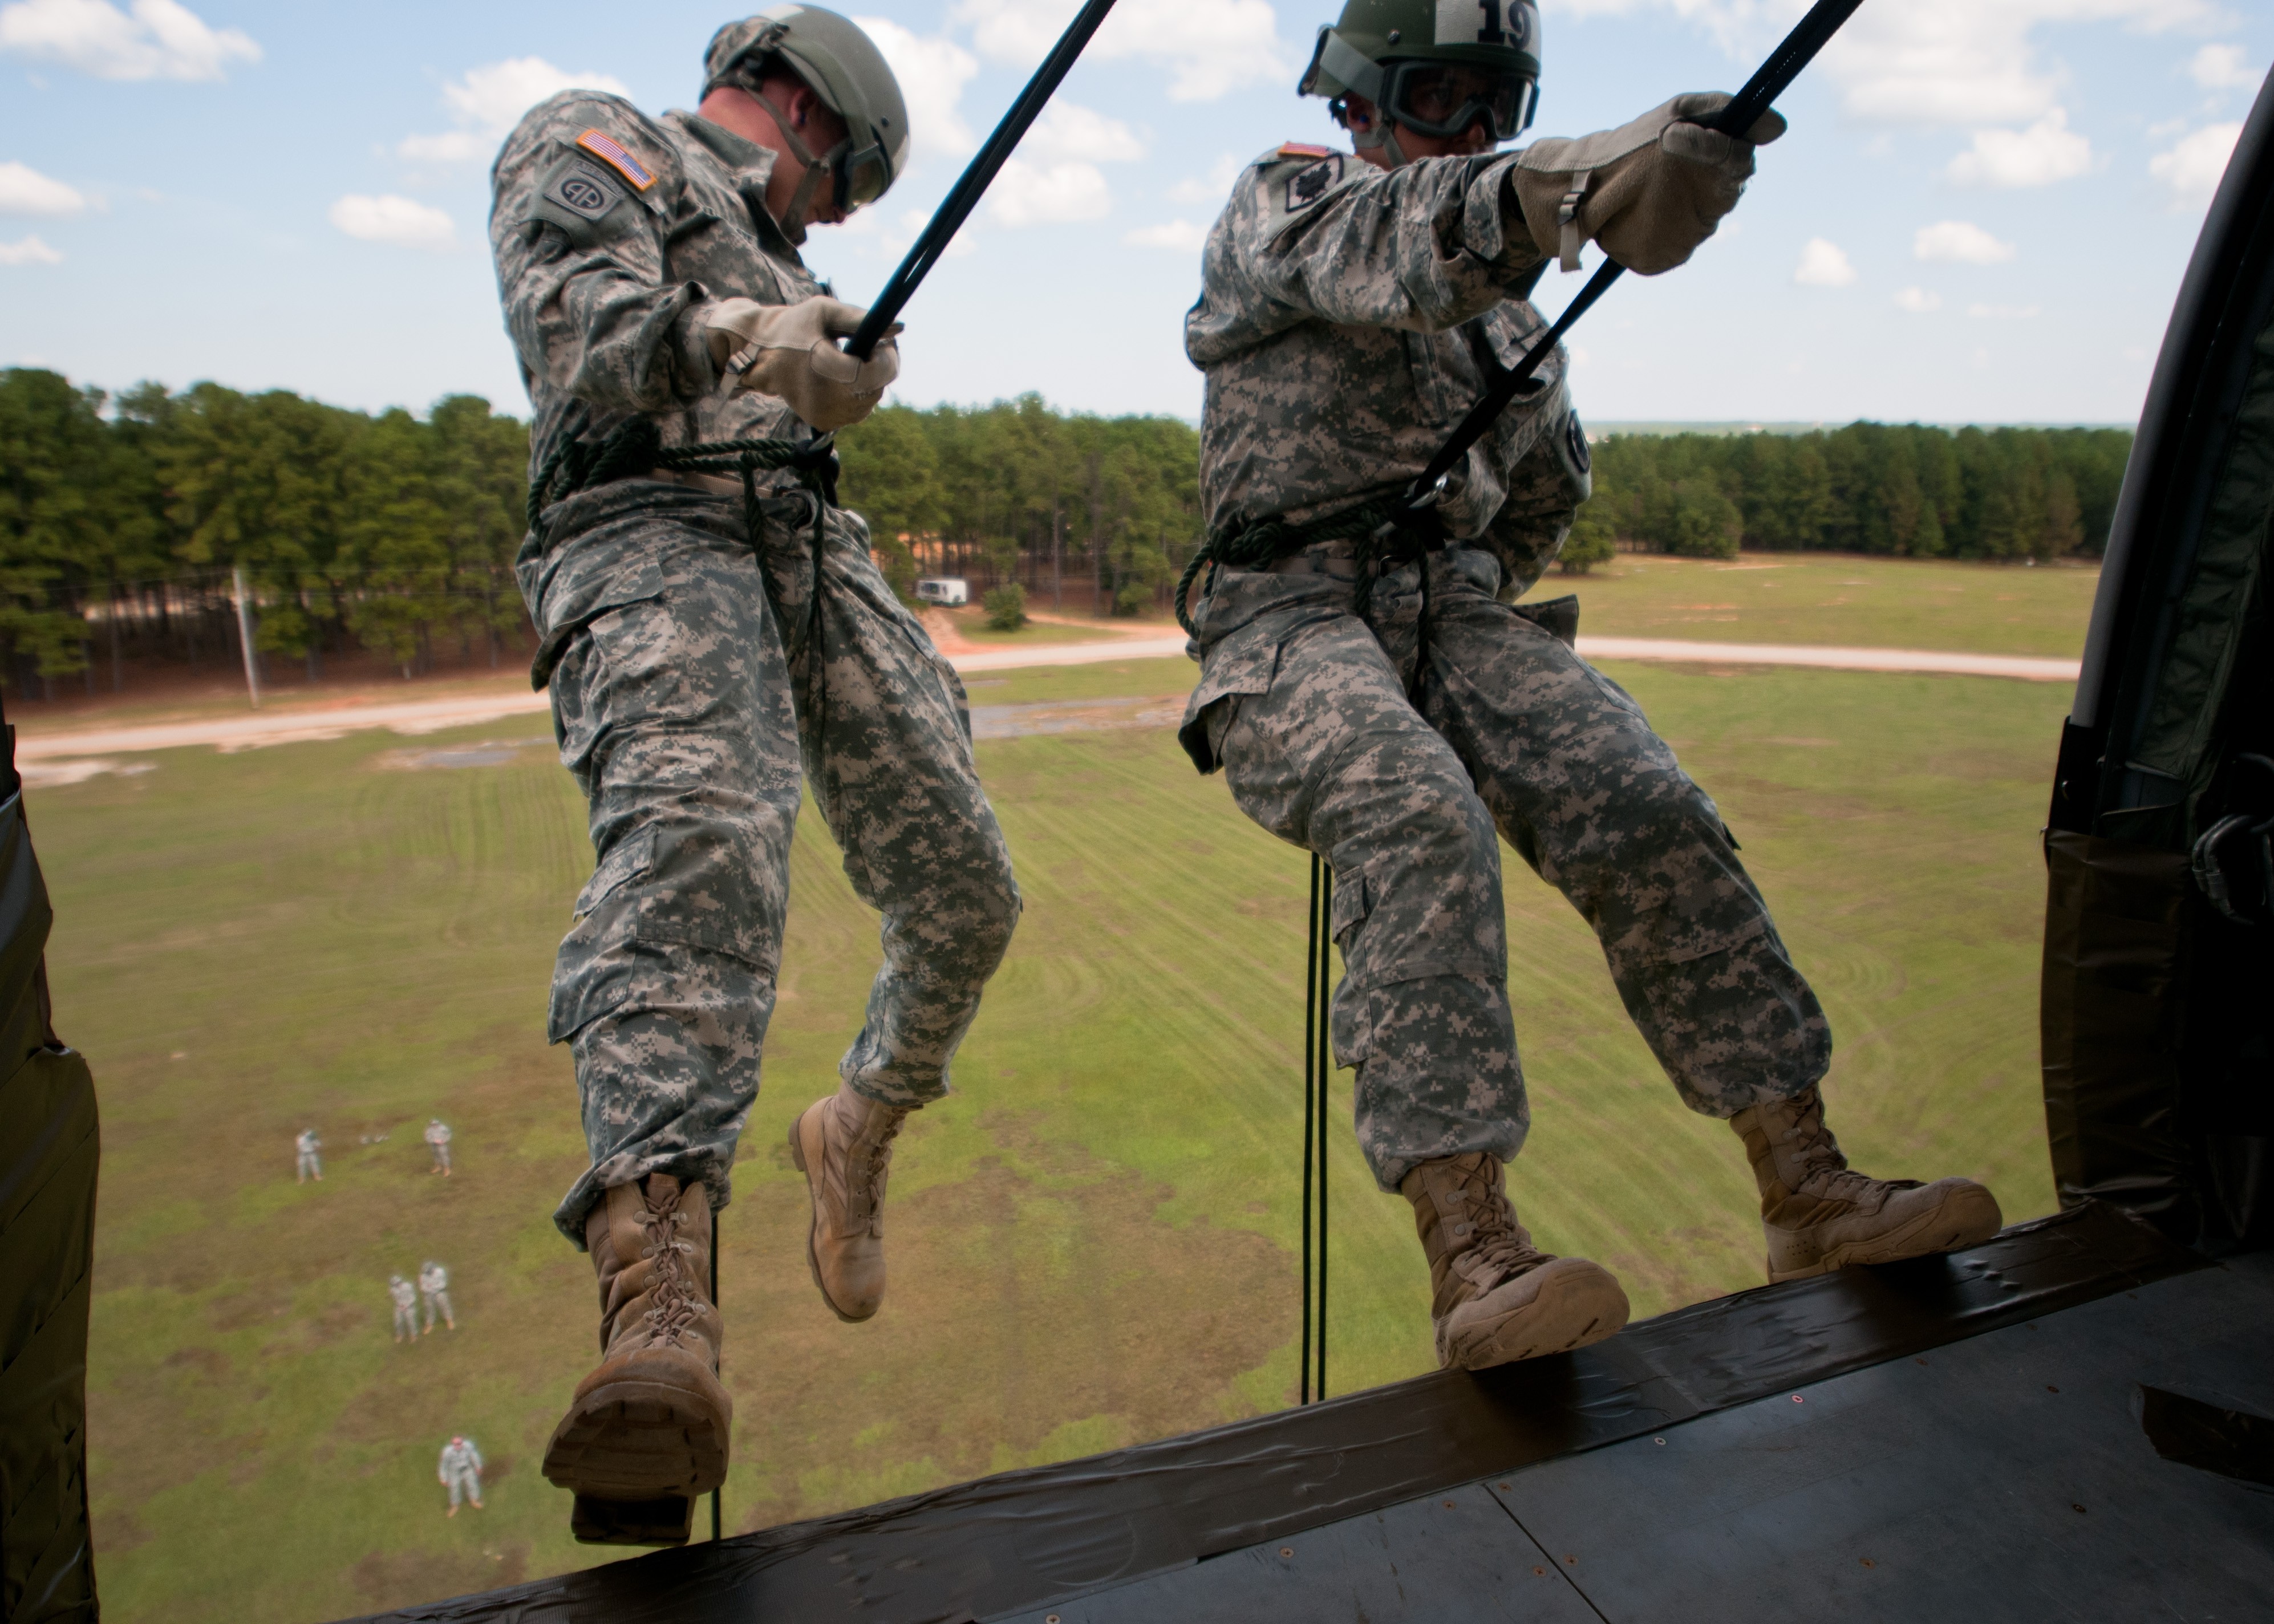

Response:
(40, 655), (2066, 1622)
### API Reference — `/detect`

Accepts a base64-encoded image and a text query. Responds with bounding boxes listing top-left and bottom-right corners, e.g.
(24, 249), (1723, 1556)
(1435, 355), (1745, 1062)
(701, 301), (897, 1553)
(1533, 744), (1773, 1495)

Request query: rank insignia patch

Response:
(575, 128), (656, 190)
(1285, 154), (1344, 212)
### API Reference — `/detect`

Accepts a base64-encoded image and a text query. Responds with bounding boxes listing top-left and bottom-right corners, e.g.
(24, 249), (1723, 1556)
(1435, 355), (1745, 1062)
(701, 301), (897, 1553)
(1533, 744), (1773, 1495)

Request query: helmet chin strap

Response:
(1344, 105), (1413, 169)
(750, 87), (851, 246)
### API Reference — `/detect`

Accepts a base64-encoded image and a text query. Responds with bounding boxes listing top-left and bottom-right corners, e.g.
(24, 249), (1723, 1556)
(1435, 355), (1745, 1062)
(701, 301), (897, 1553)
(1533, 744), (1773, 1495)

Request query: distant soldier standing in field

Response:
(424, 1118), (453, 1176)
(438, 1436), (485, 1516)
(294, 1128), (322, 1183)
(388, 1274), (419, 1345)
(418, 1260), (457, 1334)
(489, 5), (1019, 1526)
(1177, 0), (2002, 1371)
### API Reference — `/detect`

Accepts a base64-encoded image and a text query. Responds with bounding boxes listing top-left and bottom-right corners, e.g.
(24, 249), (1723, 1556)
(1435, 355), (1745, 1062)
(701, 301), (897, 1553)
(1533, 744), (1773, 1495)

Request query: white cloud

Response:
(1945, 109), (2093, 187)
(854, 17), (979, 160)
(1169, 152), (1245, 204)
(1793, 237), (1857, 287)
(987, 157), (1111, 225)
(1023, 99), (1145, 163)
(0, 160), (86, 216)
(2150, 121), (2242, 205)
(398, 56), (632, 164)
(0, 0), (258, 81)
(1914, 219), (2016, 263)
(1894, 286), (1941, 312)
(330, 194), (456, 252)
(1967, 302), (2042, 318)
(953, 0), (1290, 102)
(1553, 0), (2216, 127)
(1823, 0), (2214, 127)
(2189, 43), (2258, 90)
(1124, 218), (1207, 251)
(0, 233), (62, 265)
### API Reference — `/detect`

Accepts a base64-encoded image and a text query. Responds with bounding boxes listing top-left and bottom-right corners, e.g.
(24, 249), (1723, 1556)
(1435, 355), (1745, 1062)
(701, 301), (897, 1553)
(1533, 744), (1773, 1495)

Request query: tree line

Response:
(1, 363), (2132, 700)
(836, 393), (1203, 616)
(1564, 421), (2134, 570)
(0, 367), (528, 697)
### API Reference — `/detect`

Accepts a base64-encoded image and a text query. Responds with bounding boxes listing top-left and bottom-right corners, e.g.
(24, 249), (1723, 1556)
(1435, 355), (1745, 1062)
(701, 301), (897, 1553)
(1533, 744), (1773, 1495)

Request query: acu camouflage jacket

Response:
(1186, 144), (1593, 596)
(489, 91), (827, 497)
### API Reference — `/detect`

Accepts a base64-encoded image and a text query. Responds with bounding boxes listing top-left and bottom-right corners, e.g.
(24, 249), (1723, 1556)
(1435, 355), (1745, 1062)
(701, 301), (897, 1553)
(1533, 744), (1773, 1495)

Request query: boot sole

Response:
(788, 1107), (877, 1325)
(1443, 1258), (1631, 1370)
(542, 1380), (729, 1499)
(1766, 1183), (2005, 1283)
(570, 1492), (695, 1548)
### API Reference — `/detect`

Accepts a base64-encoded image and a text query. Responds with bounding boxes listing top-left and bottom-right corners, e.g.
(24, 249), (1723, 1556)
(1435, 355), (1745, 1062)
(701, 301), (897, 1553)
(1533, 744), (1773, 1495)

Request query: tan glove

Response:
(1511, 93), (1785, 276)
(702, 295), (901, 432)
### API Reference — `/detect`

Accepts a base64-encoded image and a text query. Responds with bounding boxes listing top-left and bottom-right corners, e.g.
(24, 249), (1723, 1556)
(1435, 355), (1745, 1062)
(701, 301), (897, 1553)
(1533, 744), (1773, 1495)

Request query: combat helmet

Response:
(1300, 0), (1541, 163)
(704, 5), (911, 235)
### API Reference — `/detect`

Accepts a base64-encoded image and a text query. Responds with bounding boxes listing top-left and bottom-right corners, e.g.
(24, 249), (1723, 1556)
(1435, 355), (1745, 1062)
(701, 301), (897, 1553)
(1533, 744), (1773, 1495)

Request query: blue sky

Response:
(0, 0), (2263, 426)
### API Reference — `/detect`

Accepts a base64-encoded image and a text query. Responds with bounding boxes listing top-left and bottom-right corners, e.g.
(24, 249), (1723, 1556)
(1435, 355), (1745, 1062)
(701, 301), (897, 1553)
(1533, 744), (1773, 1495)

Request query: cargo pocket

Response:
(548, 826), (660, 1043)
(1178, 623), (1282, 774)
(530, 556), (667, 692)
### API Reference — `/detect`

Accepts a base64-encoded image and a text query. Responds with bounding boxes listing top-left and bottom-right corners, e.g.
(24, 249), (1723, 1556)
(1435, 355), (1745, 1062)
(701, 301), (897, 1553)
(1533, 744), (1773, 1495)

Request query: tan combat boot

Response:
(1732, 1086), (2003, 1283)
(1401, 1154), (1631, 1370)
(541, 1174), (731, 1504)
(789, 1081), (910, 1322)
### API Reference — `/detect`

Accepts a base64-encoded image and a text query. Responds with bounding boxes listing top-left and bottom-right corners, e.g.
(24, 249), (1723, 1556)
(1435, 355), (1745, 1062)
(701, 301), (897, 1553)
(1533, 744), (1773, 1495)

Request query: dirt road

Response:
(15, 634), (2078, 775)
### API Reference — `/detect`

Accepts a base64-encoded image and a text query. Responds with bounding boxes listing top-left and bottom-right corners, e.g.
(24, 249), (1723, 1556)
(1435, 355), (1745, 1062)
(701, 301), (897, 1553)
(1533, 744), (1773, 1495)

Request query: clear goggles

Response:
(1376, 60), (1537, 142)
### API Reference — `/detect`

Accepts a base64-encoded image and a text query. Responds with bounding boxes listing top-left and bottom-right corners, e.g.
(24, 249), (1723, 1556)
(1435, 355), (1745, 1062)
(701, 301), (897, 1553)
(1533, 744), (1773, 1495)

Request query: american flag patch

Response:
(575, 129), (655, 191)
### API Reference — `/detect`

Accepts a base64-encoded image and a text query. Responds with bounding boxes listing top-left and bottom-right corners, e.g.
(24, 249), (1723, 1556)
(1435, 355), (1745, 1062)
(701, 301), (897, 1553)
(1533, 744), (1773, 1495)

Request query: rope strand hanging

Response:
(1300, 854), (1333, 1404)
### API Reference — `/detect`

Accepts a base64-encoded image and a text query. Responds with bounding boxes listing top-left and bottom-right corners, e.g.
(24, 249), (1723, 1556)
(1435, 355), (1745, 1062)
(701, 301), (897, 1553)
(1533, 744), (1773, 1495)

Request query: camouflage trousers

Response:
(520, 478), (1020, 1244)
(1178, 541), (1829, 1192)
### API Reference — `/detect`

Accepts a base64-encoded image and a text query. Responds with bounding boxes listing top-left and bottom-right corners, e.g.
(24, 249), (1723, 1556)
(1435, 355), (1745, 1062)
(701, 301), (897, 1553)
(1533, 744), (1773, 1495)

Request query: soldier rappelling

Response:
(1175, 0), (2003, 1371)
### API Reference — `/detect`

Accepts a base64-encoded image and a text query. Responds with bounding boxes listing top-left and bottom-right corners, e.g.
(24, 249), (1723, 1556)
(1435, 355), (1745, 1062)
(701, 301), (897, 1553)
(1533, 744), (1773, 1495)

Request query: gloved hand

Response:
(702, 295), (901, 431)
(1510, 93), (1785, 276)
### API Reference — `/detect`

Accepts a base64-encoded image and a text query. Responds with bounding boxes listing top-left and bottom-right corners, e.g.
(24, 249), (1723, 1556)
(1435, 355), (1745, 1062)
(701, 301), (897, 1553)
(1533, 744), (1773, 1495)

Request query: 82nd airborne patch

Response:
(1285, 153), (1344, 212)
(552, 158), (624, 221)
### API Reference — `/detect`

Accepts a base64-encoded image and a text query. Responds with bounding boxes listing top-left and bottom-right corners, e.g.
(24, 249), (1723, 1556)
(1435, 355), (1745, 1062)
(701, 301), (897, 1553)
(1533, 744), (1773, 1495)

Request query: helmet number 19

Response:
(1434, 0), (1534, 50)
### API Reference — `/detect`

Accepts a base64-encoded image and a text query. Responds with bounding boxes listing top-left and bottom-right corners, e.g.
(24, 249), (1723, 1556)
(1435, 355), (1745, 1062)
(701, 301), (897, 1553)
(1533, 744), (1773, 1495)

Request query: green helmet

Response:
(704, 6), (911, 224)
(1299, 0), (1541, 152)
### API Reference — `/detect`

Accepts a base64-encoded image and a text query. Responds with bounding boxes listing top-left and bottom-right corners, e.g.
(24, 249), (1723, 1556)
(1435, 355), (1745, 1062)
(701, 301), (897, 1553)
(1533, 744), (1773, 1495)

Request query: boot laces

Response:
(638, 1201), (702, 1347)
(842, 1102), (905, 1233)
(1453, 1171), (1545, 1289)
(1785, 1099), (1883, 1206)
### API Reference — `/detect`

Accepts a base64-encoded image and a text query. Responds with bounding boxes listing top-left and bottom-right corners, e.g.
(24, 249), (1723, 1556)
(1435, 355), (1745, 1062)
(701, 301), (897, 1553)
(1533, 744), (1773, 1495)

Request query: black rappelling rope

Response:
(845, 0), (1122, 358)
(1301, 854), (1332, 1403)
(711, 1236), (723, 1542)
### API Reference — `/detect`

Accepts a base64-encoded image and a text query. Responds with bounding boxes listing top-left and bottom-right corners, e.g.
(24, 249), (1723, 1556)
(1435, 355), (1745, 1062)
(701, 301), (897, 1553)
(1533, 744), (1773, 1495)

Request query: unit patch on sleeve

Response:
(575, 128), (656, 191)
(1285, 153), (1345, 212)
(552, 159), (625, 221)
(1276, 141), (1334, 161)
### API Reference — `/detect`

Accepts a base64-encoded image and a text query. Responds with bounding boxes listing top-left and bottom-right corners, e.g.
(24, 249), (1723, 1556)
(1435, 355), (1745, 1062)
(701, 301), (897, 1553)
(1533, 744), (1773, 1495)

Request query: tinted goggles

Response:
(834, 140), (892, 213)
(1380, 61), (1537, 141)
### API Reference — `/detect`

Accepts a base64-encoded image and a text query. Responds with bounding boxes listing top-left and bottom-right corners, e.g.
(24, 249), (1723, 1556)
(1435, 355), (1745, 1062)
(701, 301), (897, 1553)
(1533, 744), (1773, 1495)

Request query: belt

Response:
(642, 466), (746, 499)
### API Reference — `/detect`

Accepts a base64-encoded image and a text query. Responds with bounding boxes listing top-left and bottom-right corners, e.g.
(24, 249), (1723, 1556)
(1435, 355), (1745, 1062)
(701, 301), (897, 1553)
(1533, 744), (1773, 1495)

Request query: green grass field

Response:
(43, 579), (2074, 1622)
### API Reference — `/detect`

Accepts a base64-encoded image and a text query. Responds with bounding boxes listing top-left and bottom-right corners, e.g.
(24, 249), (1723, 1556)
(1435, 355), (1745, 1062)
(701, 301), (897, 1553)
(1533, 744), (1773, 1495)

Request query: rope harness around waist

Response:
(527, 413), (840, 707)
(1175, 493), (1448, 705)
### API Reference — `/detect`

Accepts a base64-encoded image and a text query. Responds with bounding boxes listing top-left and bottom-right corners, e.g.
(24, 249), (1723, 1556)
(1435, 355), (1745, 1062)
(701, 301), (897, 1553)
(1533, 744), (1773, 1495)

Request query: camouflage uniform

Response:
(294, 1128), (321, 1182)
(493, 92), (1019, 1244)
(424, 1119), (452, 1173)
(418, 1261), (455, 1332)
(1181, 145), (1829, 1192)
(437, 1438), (484, 1508)
(388, 1276), (419, 1342)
